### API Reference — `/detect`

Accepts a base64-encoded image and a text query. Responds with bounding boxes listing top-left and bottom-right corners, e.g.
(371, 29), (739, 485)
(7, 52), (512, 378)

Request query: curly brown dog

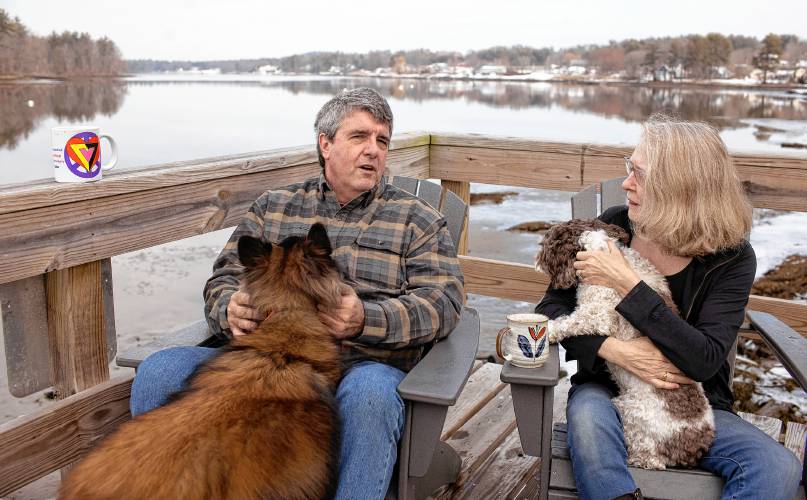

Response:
(60, 223), (344, 499)
(536, 219), (715, 469)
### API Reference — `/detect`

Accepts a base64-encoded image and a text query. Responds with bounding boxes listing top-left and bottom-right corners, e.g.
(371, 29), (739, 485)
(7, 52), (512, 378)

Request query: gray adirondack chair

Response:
(500, 178), (807, 499)
(116, 176), (480, 500)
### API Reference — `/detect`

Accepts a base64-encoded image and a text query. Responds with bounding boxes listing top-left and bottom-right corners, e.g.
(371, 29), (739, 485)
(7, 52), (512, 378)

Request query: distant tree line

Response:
(127, 33), (806, 82)
(0, 9), (125, 78)
(126, 46), (553, 74)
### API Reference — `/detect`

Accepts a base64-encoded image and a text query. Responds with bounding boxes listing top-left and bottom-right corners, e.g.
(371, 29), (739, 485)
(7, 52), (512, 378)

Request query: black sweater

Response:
(535, 206), (756, 412)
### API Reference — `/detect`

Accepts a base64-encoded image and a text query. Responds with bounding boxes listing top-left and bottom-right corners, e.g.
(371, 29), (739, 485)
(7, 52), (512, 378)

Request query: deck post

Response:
(46, 259), (110, 476)
(46, 259), (110, 398)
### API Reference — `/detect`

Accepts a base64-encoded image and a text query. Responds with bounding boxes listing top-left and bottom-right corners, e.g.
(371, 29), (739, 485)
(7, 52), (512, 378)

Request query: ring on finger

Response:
(662, 371), (668, 382)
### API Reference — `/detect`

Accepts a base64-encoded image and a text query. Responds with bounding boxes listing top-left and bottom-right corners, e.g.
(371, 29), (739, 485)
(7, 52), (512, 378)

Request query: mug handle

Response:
(100, 134), (118, 170)
(495, 327), (512, 362)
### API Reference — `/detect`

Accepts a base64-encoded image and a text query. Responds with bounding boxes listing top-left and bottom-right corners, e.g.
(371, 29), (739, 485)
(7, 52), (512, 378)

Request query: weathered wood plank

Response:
(0, 132), (431, 215)
(460, 256), (546, 303)
(0, 275), (51, 397)
(734, 154), (807, 212)
(747, 295), (807, 341)
(0, 375), (133, 497)
(430, 145), (583, 192)
(0, 145), (429, 285)
(46, 260), (109, 399)
(444, 386), (517, 492)
(431, 134), (807, 211)
(783, 422), (806, 464)
(447, 428), (541, 500)
(443, 362), (507, 440)
(738, 411), (783, 440)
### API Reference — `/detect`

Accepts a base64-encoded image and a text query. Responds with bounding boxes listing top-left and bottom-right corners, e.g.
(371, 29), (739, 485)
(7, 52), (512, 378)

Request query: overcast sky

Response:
(4, 0), (806, 61)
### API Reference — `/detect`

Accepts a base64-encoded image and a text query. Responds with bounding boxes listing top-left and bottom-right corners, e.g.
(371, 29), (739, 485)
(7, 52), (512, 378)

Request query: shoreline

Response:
(3, 73), (806, 93)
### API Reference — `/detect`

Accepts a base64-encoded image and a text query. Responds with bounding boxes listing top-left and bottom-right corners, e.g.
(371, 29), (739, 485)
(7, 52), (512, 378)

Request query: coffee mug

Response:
(52, 126), (118, 182)
(496, 313), (550, 368)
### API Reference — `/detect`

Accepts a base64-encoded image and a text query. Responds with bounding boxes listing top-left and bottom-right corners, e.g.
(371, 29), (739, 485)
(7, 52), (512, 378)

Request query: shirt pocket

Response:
(353, 228), (407, 293)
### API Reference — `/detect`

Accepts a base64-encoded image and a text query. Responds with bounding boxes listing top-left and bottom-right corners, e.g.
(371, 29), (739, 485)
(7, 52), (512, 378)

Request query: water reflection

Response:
(0, 80), (127, 149)
(126, 77), (807, 129)
(1, 76), (805, 180)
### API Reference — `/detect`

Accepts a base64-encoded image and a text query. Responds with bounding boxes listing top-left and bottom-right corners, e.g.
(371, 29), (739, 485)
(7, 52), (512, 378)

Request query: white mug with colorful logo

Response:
(496, 313), (550, 368)
(51, 126), (118, 182)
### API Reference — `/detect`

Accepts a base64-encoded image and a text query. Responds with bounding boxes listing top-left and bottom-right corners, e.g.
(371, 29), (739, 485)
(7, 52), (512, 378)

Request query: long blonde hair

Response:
(633, 115), (752, 256)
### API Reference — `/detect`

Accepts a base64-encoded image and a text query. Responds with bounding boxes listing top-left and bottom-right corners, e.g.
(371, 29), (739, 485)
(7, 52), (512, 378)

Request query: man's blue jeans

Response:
(566, 382), (802, 500)
(130, 347), (406, 500)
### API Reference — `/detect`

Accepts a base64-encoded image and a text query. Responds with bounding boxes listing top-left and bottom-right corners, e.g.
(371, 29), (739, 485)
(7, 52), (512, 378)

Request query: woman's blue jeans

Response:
(130, 346), (406, 500)
(566, 382), (802, 500)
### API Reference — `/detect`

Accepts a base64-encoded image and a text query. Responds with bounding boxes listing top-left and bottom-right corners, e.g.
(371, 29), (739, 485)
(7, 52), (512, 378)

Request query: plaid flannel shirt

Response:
(203, 174), (465, 372)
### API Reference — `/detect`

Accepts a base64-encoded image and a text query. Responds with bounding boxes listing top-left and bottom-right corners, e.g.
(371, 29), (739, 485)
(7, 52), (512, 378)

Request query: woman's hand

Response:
(598, 337), (694, 390)
(574, 240), (641, 297)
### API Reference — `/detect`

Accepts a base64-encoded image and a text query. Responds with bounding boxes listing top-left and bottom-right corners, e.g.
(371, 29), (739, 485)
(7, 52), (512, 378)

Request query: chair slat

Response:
(600, 177), (627, 212)
(440, 189), (468, 250)
(738, 411), (783, 441)
(417, 180), (443, 210)
(571, 184), (597, 219)
(783, 421), (806, 465)
(392, 175), (419, 195)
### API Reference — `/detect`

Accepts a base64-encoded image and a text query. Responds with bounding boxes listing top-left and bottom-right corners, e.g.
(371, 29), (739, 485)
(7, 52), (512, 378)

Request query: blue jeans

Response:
(130, 347), (406, 500)
(566, 382), (802, 500)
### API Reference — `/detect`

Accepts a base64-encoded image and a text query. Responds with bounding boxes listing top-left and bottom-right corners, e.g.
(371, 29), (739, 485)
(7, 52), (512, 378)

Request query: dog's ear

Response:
(238, 236), (273, 268)
(536, 221), (582, 289)
(601, 223), (629, 245)
(306, 223), (333, 256)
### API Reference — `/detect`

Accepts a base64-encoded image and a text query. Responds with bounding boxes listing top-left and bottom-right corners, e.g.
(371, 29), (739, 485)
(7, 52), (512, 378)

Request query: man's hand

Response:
(598, 336), (694, 390)
(317, 287), (365, 339)
(226, 291), (268, 336)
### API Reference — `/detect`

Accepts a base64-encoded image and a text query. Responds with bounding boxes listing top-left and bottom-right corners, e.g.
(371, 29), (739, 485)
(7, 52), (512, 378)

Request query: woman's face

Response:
(622, 149), (648, 221)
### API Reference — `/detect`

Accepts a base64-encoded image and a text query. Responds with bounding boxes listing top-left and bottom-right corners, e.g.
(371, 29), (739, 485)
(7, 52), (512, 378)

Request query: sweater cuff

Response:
(356, 301), (387, 344)
(213, 290), (236, 339)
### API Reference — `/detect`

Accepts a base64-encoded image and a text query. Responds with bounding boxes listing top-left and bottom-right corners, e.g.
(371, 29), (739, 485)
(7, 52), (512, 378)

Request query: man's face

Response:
(319, 110), (390, 204)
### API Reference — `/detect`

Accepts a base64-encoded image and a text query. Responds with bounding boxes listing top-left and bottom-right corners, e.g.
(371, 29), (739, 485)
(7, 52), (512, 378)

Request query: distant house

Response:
(653, 64), (683, 82)
(477, 65), (507, 76)
(257, 64), (280, 75)
(566, 65), (587, 76)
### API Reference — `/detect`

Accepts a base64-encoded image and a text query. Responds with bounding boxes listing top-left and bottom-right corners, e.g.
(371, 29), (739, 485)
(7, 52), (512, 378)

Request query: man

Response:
(129, 87), (465, 499)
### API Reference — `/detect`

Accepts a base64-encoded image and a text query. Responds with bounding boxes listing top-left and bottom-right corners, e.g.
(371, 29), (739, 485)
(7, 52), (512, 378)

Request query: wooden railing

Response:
(1, 132), (806, 495)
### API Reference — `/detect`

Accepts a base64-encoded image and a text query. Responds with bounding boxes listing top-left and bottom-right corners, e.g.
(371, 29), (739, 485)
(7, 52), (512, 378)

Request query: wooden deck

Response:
(436, 360), (567, 500)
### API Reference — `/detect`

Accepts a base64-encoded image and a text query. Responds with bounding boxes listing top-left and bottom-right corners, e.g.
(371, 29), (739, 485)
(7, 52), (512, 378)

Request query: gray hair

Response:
(314, 87), (393, 168)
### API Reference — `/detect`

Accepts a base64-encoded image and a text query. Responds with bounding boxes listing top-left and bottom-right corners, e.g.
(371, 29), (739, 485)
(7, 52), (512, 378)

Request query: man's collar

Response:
(317, 173), (387, 208)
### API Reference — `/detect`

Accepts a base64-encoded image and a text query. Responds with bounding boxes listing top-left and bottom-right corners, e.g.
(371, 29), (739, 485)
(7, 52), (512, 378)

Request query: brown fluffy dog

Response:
(60, 223), (344, 499)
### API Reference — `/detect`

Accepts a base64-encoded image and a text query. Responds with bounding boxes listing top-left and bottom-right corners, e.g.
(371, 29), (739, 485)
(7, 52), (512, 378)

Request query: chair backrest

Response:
(572, 177), (738, 379)
(391, 176), (468, 250)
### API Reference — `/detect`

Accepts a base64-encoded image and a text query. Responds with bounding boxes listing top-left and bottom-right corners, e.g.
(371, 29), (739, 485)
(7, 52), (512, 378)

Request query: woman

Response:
(536, 115), (802, 500)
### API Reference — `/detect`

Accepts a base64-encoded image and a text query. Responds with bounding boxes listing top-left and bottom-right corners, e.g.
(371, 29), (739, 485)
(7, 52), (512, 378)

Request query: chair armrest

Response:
(500, 343), (561, 386)
(116, 320), (218, 368)
(747, 310), (807, 390)
(397, 307), (480, 405)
